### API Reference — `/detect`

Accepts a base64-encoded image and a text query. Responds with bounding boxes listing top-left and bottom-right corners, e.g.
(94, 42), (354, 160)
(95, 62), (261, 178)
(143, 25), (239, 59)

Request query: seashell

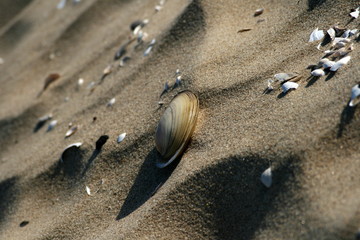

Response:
(144, 46), (153, 56)
(117, 133), (126, 143)
(57, 0), (67, 9)
(261, 167), (272, 188)
(350, 7), (359, 18)
(47, 120), (58, 132)
(114, 44), (127, 60)
(274, 73), (297, 83)
(155, 5), (163, 12)
(34, 114), (52, 132)
(100, 65), (112, 82)
(172, 76), (182, 89)
(309, 28), (324, 42)
(327, 28), (336, 40)
(319, 58), (335, 69)
(119, 56), (131, 67)
(349, 83), (360, 107)
(130, 19), (149, 32)
(311, 69), (325, 77)
(107, 97), (116, 107)
(60, 142), (82, 162)
(175, 69), (181, 75)
(155, 90), (199, 168)
(254, 8), (264, 17)
(85, 186), (91, 196)
(65, 126), (78, 138)
(330, 56), (351, 71)
(281, 82), (298, 93)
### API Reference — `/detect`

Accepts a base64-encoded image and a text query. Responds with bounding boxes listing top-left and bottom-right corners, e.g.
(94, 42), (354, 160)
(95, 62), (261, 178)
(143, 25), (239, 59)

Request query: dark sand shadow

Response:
(325, 71), (336, 81)
(307, 0), (326, 11)
(277, 90), (289, 99)
(337, 103), (357, 138)
(116, 148), (180, 220)
(0, 19), (32, 52)
(0, 177), (19, 228)
(81, 149), (100, 176)
(305, 75), (320, 88)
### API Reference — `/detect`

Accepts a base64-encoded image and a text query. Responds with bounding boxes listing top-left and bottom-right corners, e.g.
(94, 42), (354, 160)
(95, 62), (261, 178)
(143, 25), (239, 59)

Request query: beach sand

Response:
(1, 0), (360, 239)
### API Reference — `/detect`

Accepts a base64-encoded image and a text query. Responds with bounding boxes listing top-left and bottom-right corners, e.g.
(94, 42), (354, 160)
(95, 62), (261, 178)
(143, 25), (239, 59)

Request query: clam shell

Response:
(311, 69), (325, 77)
(155, 90), (199, 168)
(349, 83), (360, 107)
(261, 167), (272, 188)
(281, 82), (298, 93)
(330, 56), (351, 71)
(60, 142), (82, 162)
(117, 133), (126, 143)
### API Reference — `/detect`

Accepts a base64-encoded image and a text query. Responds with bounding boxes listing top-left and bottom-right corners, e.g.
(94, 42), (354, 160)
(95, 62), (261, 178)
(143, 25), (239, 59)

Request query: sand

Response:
(1, 0), (360, 239)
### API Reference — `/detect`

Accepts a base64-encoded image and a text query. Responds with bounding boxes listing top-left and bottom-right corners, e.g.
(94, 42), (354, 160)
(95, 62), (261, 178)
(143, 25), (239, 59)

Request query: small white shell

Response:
(78, 78), (84, 86)
(350, 8), (359, 18)
(47, 120), (58, 132)
(330, 56), (351, 71)
(65, 126), (78, 138)
(281, 82), (299, 93)
(144, 46), (153, 56)
(349, 83), (360, 107)
(117, 133), (126, 143)
(327, 28), (336, 40)
(319, 58), (335, 69)
(261, 167), (272, 188)
(107, 98), (116, 107)
(309, 28), (324, 42)
(254, 8), (264, 17)
(311, 69), (325, 77)
(86, 186), (91, 195)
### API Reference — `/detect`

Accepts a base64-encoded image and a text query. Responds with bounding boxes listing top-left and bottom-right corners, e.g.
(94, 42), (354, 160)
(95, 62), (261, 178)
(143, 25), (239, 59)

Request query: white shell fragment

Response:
(350, 7), (359, 19)
(309, 28), (325, 42)
(254, 8), (264, 17)
(349, 83), (360, 107)
(107, 98), (116, 107)
(330, 56), (351, 71)
(86, 186), (91, 196)
(57, 0), (67, 9)
(327, 28), (336, 40)
(60, 142), (82, 162)
(261, 167), (272, 188)
(117, 133), (127, 143)
(281, 82), (299, 93)
(65, 126), (78, 138)
(319, 58), (335, 69)
(78, 78), (84, 86)
(311, 69), (325, 77)
(47, 120), (58, 132)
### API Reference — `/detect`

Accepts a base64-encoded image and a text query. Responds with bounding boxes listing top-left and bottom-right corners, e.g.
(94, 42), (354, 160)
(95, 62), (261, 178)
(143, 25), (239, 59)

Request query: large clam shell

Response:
(155, 90), (199, 168)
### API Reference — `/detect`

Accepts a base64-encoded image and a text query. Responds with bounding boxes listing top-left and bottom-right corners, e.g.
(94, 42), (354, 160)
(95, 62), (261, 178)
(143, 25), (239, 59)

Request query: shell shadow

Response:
(0, 19), (32, 53)
(116, 148), (180, 220)
(305, 75), (320, 88)
(0, 177), (19, 229)
(277, 90), (289, 99)
(337, 103), (357, 138)
(325, 71), (336, 81)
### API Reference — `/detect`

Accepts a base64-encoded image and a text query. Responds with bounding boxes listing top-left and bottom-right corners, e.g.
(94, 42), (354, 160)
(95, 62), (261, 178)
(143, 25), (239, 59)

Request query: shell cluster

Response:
(155, 90), (199, 168)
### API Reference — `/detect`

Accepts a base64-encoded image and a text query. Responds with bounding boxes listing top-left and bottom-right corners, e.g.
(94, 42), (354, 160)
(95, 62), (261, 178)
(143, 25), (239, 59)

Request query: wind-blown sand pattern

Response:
(1, 0), (360, 239)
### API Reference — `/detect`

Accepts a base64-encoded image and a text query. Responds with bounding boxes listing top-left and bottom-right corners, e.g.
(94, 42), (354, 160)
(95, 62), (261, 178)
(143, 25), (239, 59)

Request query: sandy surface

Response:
(1, 0), (360, 239)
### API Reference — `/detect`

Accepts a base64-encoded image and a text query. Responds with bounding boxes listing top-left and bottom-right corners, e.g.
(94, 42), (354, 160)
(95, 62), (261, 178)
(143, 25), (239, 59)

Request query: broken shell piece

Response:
(311, 69), (325, 77)
(130, 19), (149, 32)
(57, 0), (67, 9)
(100, 65), (112, 82)
(173, 76), (182, 89)
(274, 73), (297, 83)
(254, 8), (264, 17)
(114, 45), (127, 60)
(78, 78), (84, 86)
(86, 186), (91, 195)
(47, 120), (58, 132)
(309, 28), (324, 42)
(144, 46), (153, 56)
(175, 69), (181, 75)
(65, 126), (78, 138)
(155, 90), (199, 168)
(117, 133), (126, 143)
(261, 167), (272, 188)
(350, 7), (359, 19)
(281, 82), (299, 93)
(155, 5), (163, 12)
(330, 56), (351, 71)
(34, 114), (52, 132)
(107, 98), (116, 107)
(119, 56), (131, 67)
(327, 28), (336, 40)
(60, 142), (82, 162)
(349, 83), (360, 107)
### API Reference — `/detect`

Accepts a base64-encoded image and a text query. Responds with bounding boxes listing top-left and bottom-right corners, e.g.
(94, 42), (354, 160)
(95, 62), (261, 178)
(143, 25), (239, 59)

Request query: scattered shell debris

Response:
(254, 8), (264, 17)
(47, 120), (58, 132)
(107, 98), (116, 107)
(261, 167), (272, 188)
(60, 142), (82, 162)
(155, 90), (199, 168)
(100, 65), (112, 82)
(144, 39), (156, 56)
(65, 126), (78, 138)
(349, 83), (360, 107)
(330, 55), (351, 71)
(281, 82), (299, 93)
(117, 133), (126, 143)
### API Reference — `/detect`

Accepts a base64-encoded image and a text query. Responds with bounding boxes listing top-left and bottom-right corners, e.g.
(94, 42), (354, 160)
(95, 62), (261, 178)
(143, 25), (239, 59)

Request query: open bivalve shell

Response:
(155, 90), (199, 168)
